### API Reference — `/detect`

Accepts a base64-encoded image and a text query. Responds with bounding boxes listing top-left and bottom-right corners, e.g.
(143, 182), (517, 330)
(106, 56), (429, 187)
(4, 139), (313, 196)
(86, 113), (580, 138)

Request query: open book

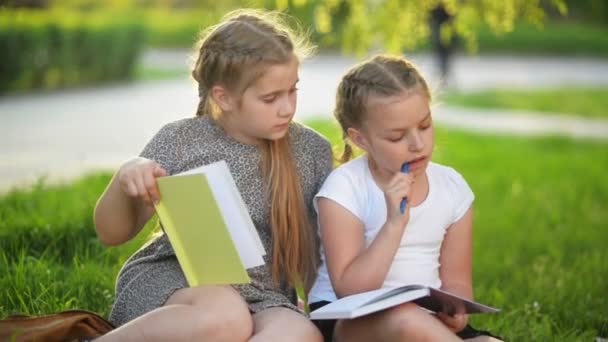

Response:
(309, 285), (500, 320)
(154, 160), (265, 287)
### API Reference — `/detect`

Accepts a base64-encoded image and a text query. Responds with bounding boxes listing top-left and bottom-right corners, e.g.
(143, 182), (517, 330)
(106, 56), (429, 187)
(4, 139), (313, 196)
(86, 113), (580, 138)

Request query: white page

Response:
(310, 288), (429, 320)
(223, 168), (266, 256)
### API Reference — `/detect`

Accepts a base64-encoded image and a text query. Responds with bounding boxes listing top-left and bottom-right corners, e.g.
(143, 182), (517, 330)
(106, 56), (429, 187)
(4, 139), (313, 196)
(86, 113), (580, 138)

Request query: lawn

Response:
(1, 119), (607, 341)
(442, 87), (608, 119)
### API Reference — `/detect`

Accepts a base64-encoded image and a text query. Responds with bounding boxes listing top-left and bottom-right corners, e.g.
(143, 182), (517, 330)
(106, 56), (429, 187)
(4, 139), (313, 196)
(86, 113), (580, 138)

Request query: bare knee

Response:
(294, 319), (323, 342)
(251, 308), (323, 342)
(194, 307), (252, 341)
(386, 303), (444, 341)
(168, 286), (254, 341)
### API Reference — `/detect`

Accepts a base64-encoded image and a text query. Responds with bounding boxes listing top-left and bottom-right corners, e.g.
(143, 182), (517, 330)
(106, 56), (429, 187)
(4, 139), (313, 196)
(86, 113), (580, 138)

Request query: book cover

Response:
(154, 160), (265, 287)
(309, 285), (500, 320)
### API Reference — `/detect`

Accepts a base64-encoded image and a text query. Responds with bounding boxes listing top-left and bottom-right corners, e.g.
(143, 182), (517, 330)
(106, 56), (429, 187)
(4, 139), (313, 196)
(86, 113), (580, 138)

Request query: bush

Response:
(0, 9), (146, 93)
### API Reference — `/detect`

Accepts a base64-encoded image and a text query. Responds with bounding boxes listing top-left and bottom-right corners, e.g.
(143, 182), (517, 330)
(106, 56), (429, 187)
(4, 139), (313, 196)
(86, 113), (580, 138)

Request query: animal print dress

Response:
(109, 115), (333, 327)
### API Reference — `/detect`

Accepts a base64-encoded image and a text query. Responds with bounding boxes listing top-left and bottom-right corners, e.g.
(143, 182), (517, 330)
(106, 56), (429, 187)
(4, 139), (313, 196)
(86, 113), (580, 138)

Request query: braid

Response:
(333, 54), (431, 164)
(189, 9), (319, 290)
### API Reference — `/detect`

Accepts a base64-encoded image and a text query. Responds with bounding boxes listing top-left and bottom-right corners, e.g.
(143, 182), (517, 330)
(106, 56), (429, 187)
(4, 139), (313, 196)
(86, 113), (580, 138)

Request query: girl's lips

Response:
(274, 122), (290, 129)
(408, 156), (427, 169)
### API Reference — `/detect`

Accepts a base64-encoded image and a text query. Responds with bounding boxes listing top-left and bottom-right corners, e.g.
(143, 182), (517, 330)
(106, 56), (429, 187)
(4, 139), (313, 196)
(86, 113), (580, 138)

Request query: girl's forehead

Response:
(365, 93), (430, 129)
(250, 56), (299, 93)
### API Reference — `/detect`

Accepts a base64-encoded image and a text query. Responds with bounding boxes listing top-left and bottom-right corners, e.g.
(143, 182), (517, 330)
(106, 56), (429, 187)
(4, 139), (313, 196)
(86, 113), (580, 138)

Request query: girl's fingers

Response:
(143, 169), (161, 204)
(153, 165), (167, 178)
(125, 179), (139, 197)
(133, 172), (152, 205)
(437, 313), (466, 332)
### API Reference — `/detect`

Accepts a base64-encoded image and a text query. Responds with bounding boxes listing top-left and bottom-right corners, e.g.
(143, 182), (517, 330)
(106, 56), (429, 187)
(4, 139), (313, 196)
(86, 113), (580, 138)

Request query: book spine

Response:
(154, 202), (197, 286)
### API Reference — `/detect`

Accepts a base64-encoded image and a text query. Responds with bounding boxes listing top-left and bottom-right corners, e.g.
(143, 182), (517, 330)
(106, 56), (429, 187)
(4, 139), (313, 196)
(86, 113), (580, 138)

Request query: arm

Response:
(94, 157), (166, 246)
(437, 205), (474, 332)
(319, 198), (408, 298)
(439, 206), (473, 298)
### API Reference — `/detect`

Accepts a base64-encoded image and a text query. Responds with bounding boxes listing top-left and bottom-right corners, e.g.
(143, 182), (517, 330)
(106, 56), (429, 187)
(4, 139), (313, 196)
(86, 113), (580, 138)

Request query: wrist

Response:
(383, 219), (406, 234)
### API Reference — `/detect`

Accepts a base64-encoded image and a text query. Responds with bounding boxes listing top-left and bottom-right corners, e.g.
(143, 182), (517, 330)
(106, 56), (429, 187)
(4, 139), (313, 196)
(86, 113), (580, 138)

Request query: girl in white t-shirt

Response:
(309, 55), (499, 341)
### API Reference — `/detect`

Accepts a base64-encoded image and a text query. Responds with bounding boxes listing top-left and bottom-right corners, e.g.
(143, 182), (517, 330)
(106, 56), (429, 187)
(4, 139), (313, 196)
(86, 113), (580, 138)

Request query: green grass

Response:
(475, 21), (608, 57)
(2, 119), (608, 340)
(442, 88), (608, 119)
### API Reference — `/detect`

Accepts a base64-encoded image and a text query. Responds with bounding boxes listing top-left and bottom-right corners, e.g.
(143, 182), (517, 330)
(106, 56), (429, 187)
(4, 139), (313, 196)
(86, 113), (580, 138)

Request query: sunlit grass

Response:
(442, 88), (608, 119)
(2, 119), (607, 340)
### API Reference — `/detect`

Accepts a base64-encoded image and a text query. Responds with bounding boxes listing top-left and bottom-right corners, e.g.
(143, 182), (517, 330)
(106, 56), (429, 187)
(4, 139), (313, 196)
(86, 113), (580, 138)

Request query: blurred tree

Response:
(563, 0), (608, 24)
(258, 0), (569, 55)
(9, 0), (569, 55)
(0, 0), (49, 8)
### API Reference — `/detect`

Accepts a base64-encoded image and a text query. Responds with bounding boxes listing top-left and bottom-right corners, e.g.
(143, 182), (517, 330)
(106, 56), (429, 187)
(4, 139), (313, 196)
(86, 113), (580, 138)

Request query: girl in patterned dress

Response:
(94, 9), (332, 341)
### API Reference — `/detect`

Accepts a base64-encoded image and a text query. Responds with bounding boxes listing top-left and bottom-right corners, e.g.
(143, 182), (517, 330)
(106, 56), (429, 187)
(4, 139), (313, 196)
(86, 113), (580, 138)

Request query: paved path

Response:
(2, 51), (608, 192)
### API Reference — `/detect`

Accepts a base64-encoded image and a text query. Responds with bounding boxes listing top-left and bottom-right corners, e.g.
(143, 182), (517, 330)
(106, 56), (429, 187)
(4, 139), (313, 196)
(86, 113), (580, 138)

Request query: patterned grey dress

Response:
(109, 115), (333, 327)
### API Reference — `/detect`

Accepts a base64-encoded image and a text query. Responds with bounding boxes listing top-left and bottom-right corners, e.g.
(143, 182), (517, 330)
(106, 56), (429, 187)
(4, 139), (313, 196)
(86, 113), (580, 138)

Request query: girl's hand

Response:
(381, 171), (414, 229)
(437, 312), (468, 333)
(117, 157), (167, 206)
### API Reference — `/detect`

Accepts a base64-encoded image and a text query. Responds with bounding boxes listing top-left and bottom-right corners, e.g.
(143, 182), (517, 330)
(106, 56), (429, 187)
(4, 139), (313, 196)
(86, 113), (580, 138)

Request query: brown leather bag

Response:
(0, 310), (114, 342)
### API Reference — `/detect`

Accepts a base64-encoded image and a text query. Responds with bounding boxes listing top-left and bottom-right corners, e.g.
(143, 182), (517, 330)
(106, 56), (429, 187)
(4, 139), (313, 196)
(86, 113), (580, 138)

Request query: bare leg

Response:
(249, 307), (322, 342)
(335, 303), (461, 342)
(97, 285), (253, 342)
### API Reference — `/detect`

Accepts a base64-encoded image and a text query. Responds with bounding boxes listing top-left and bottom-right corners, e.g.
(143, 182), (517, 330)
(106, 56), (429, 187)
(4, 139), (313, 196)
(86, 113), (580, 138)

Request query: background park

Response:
(1, 0), (607, 340)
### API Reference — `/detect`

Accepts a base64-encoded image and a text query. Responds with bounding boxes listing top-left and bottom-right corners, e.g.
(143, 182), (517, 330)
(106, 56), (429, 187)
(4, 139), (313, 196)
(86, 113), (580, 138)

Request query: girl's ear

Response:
(210, 85), (235, 112)
(347, 127), (370, 152)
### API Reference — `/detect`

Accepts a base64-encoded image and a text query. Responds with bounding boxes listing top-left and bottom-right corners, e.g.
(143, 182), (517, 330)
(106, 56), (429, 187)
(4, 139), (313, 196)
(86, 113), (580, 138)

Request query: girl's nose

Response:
(408, 131), (424, 152)
(278, 95), (295, 118)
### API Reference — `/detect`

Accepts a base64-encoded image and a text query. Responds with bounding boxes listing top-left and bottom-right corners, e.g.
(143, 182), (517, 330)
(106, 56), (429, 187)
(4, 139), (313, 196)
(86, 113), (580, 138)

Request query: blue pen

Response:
(400, 163), (410, 214)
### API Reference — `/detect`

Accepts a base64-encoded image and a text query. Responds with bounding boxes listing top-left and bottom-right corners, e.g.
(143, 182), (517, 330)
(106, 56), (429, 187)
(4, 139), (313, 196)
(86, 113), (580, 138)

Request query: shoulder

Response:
(333, 156), (367, 177)
(157, 116), (211, 138)
(428, 162), (469, 192)
(321, 156), (368, 191)
(315, 156), (369, 219)
(428, 162), (474, 221)
(141, 116), (217, 173)
(428, 162), (469, 188)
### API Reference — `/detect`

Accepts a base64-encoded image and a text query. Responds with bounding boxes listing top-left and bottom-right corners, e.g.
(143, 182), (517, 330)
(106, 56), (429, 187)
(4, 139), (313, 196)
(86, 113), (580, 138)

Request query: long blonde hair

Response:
(191, 9), (317, 290)
(334, 54), (431, 163)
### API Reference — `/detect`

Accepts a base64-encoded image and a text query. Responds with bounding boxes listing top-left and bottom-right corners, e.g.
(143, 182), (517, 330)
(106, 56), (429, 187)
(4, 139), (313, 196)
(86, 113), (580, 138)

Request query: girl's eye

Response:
(289, 87), (299, 94)
(263, 97), (276, 103)
(388, 136), (404, 142)
(420, 124), (431, 130)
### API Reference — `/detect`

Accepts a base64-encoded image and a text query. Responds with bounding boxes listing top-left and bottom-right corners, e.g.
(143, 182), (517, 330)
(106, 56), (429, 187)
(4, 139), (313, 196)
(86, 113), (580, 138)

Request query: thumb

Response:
(153, 165), (167, 177)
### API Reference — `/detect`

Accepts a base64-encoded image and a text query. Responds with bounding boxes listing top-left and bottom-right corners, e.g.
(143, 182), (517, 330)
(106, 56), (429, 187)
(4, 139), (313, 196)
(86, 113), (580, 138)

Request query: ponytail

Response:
(262, 134), (317, 291)
(339, 137), (354, 164)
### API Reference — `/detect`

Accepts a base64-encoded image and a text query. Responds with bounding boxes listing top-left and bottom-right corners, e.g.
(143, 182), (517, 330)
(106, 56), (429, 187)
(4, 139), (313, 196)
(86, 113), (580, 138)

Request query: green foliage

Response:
(270, 0), (568, 55)
(141, 9), (220, 48)
(0, 9), (146, 93)
(443, 87), (608, 119)
(1, 121), (607, 340)
(44, 0), (571, 55)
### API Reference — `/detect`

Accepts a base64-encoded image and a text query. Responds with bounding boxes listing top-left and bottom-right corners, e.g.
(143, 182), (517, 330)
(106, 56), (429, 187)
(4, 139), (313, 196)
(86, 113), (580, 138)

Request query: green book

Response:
(154, 160), (265, 287)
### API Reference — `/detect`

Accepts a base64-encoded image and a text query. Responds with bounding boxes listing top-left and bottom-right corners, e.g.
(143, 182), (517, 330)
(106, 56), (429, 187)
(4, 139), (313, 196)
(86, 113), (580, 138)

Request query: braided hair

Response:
(190, 9), (319, 291)
(334, 55), (431, 163)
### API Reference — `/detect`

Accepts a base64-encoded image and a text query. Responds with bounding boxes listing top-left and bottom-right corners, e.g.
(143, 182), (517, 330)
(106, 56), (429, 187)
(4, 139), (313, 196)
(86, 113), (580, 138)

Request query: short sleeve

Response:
(139, 121), (182, 175)
(314, 167), (365, 223)
(445, 167), (475, 223)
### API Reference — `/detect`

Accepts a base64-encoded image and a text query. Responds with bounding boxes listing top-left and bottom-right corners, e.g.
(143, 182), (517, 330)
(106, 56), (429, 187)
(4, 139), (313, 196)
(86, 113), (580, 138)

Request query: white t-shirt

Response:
(308, 155), (474, 304)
